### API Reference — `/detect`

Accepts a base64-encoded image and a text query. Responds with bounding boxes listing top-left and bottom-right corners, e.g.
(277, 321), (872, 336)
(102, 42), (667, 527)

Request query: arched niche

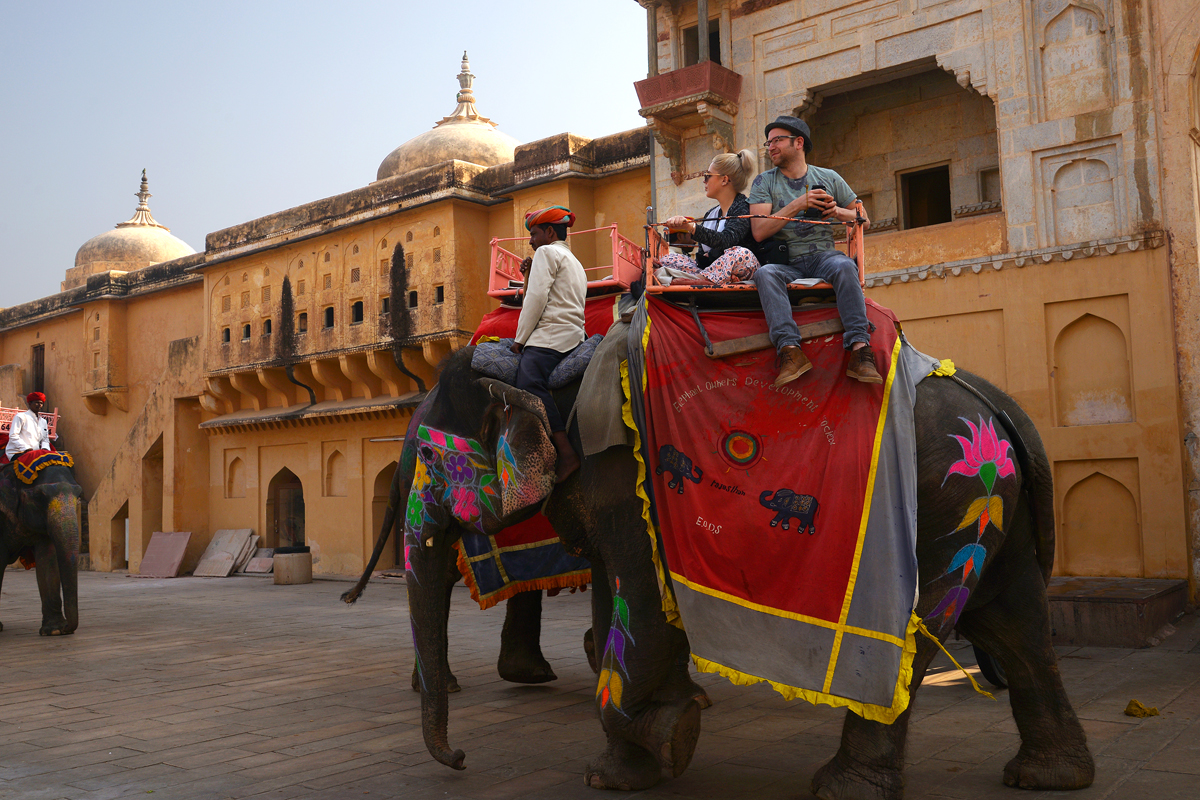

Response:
(1053, 313), (1132, 426)
(226, 457), (246, 499)
(1041, 3), (1112, 119)
(372, 462), (400, 567)
(1060, 471), (1141, 576)
(1052, 158), (1116, 243)
(325, 450), (347, 497)
(265, 468), (305, 548)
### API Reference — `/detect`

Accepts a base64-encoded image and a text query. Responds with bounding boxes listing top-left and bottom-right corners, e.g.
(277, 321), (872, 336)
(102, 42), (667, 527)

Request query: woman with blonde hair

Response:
(660, 149), (761, 286)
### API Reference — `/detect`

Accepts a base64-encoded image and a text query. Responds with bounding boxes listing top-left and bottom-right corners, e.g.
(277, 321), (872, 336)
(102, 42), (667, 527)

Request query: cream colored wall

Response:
(206, 414), (411, 576)
(875, 246), (1186, 579)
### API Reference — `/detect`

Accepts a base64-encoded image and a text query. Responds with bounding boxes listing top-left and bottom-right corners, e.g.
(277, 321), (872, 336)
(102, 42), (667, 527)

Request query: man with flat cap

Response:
(748, 115), (881, 387)
(7, 392), (51, 462)
(510, 205), (586, 482)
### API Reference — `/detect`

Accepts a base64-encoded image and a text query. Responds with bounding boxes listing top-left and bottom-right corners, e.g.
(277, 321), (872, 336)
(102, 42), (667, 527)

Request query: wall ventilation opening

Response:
(323, 307), (334, 329)
(408, 291), (418, 308)
(351, 301), (364, 324)
(242, 324), (251, 341)
(298, 313), (308, 333)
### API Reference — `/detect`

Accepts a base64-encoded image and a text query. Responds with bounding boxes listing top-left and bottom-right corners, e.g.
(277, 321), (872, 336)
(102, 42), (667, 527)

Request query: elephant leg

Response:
(584, 627), (598, 674)
(0, 543), (8, 631)
(498, 590), (557, 684)
(954, 559), (1094, 790)
(587, 563), (701, 791)
(34, 539), (70, 636)
(411, 559), (460, 693)
(652, 645), (712, 710)
(811, 636), (940, 800)
(49, 493), (80, 633)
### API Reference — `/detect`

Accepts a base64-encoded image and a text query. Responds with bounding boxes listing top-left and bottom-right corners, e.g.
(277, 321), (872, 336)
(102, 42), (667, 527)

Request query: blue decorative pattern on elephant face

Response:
(759, 489), (819, 535)
(596, 576), (634, 718)
(656, 444), (704, 495)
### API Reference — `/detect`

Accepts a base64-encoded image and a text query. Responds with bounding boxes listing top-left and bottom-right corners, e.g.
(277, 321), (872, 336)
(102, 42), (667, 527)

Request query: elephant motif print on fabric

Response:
(925, 415), (1015, 629)
(759, 489), (820, 534)
(655, 444), (704, 495)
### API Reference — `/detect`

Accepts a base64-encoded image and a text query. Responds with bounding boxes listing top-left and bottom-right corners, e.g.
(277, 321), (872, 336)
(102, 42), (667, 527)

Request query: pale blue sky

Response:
(0, 1), (649, 306)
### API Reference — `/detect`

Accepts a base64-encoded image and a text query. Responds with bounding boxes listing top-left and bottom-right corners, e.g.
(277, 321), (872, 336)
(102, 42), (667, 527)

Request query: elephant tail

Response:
(342, 444), (410, 605)
(952, 370), (1055, 584)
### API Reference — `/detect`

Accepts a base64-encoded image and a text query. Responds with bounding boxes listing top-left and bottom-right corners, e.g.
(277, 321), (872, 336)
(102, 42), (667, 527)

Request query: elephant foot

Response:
(811, 754), (902, 800)
(497, 647), (557, 684)
(584, 628), (598, 674)
(39, 621), (73, 637)
(584, 737), (662, 791)
(411, 665), (460, 694)
(634, 698), (701, 777)
(1003, 745), (1094, 790)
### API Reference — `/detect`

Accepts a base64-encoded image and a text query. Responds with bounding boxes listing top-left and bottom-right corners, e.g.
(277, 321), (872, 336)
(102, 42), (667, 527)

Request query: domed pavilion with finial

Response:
(63, 170), (195, 291)
(0, 50), (651, 577)
(376, 52), (520, 180)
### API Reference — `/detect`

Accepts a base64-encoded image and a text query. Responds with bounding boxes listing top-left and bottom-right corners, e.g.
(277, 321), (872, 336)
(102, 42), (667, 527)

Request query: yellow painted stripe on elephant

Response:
(620, 357), (682, 629)
(823, 336), (906, 697)
(669, 571), (906, 648)
(691, 610), (919, 724)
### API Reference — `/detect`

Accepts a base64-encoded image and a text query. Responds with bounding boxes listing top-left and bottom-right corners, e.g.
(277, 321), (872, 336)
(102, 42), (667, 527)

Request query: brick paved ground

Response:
(0, 570), (1198, 800)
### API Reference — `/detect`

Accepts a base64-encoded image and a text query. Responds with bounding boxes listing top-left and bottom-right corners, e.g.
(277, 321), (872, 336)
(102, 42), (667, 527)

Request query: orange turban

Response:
(524, 206), (576, 231)
(26, 392), (45, 404)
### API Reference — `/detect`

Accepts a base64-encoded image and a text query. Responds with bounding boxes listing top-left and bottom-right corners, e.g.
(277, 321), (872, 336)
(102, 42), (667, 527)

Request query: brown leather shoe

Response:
(774, 345), (812, 387)
(846, 346), (884, 384)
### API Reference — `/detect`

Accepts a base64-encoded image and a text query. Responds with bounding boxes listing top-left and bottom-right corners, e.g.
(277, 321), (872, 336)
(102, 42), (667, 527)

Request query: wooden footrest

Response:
(707, 318), (844, 359)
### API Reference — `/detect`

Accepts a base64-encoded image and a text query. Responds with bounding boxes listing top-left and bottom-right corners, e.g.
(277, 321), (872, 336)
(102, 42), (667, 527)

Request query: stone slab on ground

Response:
(244, 549), (275, 574)
(135, 531), (191, 578)
(1049, 576), (1188, 648)
(192, 529), (254, 578)
(0, 571), (1197, 799)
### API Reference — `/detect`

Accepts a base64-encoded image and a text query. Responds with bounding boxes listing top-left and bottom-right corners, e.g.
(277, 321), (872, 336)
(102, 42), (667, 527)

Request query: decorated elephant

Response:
(544, 366), (1092, 796)
(372, 340), (1094, 798)
(0, 461), (83, 636)
(759, 487), (819, 533)
(655, 444), (703, 493)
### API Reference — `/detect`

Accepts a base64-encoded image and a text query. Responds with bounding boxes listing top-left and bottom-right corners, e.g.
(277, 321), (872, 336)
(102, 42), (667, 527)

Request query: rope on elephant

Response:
(914, 619), (996, 701)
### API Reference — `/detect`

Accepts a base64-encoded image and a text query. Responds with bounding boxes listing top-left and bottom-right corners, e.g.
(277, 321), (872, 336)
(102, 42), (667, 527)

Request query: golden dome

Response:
(376, 53), (520, 181)
(73, 171), (195, 273)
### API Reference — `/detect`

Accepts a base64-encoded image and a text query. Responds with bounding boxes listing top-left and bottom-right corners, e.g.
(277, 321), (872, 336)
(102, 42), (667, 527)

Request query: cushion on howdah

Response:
(471, 335), (603, 389)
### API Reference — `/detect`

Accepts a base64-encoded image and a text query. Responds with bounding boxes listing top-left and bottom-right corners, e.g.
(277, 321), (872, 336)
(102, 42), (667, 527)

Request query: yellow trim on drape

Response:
(823, 336), (904, 695)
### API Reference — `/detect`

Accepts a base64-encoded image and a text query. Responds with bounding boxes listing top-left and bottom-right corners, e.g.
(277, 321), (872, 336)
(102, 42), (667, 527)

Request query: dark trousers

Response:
(516, 345), (571, 433)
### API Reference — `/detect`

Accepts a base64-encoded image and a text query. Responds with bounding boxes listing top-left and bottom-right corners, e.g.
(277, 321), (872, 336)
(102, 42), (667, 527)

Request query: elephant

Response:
(383, 340), (1094, 798)
(759, 487), (819, 534)
(0, 462), (83, 636)
(655, 444), (703, 493)
(351, 351), (709, 772)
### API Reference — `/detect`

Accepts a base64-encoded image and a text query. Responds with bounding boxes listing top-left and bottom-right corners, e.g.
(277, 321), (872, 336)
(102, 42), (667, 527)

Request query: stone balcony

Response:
(635, 62), (743, 184)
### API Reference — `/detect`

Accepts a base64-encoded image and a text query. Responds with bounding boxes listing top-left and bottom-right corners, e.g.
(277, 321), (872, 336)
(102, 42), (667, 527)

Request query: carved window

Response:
(351, 267), (361, 283)
(380, 238), (388, 250)
(433, 226), (441, 237)
(433, 247), (442, 263)
(406, 231), (413, 242)
(93, 327), (100, 341)
(262, 286), (271, 303)
(242, 272), (248, 282)
(324, 274), (332, 290)
(297, 280), (306, 295)
(324, 252), (331, 263)
(352, 244), (359, 255)
(900, 165), (952, 229)
(224, 275), (230, 286)
(241, 291), (251, 308)
(379, 259), (388, 276)
(263, 318), (272, 336)
(222, 295), (231, 312)
(221, 327), (231, 343)
(298, 313), (308, 333)
(241, 323), (251, 341)
(405, 253), (414, 270)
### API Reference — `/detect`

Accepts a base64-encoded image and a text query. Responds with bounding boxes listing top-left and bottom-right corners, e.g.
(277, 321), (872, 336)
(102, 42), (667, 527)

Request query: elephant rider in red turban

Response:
(510, 205), (585, 482)
(6, 392), (50, 462)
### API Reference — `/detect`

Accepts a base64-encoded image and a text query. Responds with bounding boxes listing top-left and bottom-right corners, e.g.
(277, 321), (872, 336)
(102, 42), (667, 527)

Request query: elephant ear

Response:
(477, 379), (556, 517)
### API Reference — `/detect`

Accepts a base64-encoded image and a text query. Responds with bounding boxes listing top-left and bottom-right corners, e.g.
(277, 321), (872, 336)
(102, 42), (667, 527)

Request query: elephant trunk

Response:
(407, 527), (466, 770)
(46, 490), (80, 633)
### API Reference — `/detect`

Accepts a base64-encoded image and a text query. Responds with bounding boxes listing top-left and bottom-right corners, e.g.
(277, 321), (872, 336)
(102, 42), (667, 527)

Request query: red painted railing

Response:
(488, 226), (644, 298)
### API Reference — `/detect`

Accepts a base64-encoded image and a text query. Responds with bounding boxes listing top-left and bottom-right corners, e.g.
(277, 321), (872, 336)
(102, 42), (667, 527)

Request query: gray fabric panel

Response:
(577, 321), (634, 456)
(844, 341), (921, 638)
(826, 630), (906, 707)
(673, 580), (838, 698)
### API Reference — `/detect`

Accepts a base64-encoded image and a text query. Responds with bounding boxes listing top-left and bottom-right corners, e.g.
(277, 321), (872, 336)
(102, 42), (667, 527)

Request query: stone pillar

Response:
(697, 0), (709, 63)
(646, 2), (658, 77)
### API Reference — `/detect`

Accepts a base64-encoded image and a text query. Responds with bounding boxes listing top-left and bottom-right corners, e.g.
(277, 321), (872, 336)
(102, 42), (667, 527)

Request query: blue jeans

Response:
(751, 249), (869, 352)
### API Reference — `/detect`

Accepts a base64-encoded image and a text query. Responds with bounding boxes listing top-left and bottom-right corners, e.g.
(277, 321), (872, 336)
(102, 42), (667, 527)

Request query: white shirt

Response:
(696, 205), (727, 256)
(7, 409), (49, 459)
(515, 240), (587, 352)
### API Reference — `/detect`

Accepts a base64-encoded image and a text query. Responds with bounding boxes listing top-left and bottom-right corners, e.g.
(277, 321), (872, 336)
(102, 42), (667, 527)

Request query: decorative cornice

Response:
(865, 231), (1166, 288)
(868, 217), (898, 233)
(953, 200), (1002, 218)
